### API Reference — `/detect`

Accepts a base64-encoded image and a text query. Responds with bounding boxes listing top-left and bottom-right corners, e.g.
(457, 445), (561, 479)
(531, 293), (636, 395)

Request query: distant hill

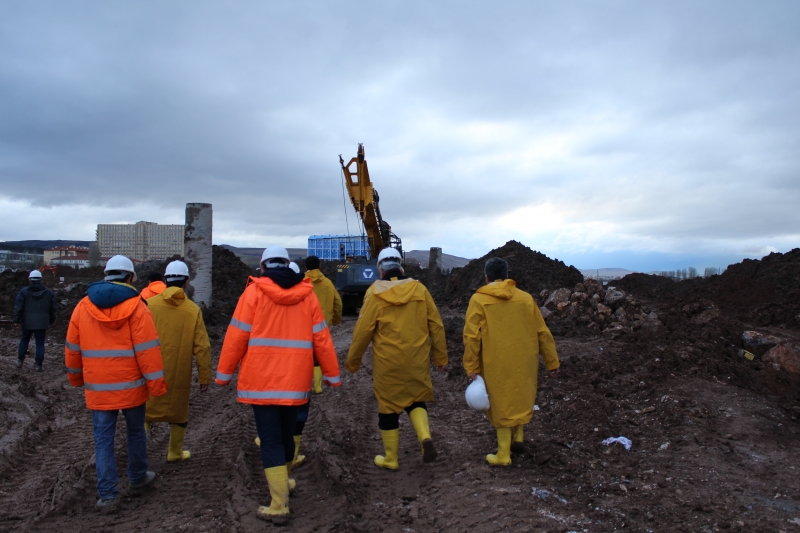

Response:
(0, 240), (92, 253)
(579, 267), (637, 279)
(221, 245), (306, 268)
(404, 250), (472, 270)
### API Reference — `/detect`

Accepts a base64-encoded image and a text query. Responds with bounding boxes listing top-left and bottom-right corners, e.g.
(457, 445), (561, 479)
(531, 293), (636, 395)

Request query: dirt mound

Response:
(437, 240), (583, 308)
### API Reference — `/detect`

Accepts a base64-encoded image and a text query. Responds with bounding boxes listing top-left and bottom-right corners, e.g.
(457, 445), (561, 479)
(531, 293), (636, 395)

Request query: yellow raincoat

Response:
(145, 287), (212, 423)
(304, 269), (342, 325)
(463, 279), (559, 428)
(346, 278), (447, 413)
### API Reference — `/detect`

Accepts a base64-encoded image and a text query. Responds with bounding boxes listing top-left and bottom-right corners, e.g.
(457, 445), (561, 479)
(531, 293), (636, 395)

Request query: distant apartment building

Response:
(0, 250), (44, 269)
(97, 221), (184, 262)
(44, 245), (89, 266)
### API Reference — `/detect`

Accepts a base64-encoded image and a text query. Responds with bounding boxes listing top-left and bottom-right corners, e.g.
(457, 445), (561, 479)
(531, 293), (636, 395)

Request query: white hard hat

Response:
(165, 260), (190, 281)
(261, 245), (290, 268)
(288, 262), (300, 274)
(465, 375), (490, 410)
(29, 270), (43, 280)
(104, 255), (137, 282)
(377, 247), (402, 266)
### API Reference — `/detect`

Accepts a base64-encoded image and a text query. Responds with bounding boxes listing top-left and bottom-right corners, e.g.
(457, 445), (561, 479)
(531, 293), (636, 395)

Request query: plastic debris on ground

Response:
(602, 436), (632, 450)
(531, 487), (568, 504)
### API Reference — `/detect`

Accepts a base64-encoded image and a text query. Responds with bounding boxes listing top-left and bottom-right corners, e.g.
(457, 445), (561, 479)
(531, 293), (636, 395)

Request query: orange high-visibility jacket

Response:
(216, 276), (341, 405)
(140, 280), (166, 300)
(65, 281), (167, 410)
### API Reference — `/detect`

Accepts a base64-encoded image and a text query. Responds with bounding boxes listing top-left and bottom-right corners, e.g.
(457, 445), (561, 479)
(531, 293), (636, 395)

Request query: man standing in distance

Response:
(65, 255), (167, 511)
(346, 247), (447, 470)
(463, 257), (560, 466)
(216, 245), (341, 522)
(13, 269), (57, 371)
(304, 255), (342, 394)
(144, 260), (212, 462)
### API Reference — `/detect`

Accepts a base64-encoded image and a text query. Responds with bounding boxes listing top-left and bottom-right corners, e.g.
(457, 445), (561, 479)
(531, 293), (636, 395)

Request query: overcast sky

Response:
(1, 1), (798, 271)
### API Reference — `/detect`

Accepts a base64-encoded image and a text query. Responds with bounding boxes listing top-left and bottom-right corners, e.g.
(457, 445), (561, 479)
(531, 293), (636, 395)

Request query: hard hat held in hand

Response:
(465, 375), (490, 410)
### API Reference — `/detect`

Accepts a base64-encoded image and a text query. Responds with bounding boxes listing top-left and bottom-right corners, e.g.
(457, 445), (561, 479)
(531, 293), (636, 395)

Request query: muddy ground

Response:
(1, 249), (800, 532)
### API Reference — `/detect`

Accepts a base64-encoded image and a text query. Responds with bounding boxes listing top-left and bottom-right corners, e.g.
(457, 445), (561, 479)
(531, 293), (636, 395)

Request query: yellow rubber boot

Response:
(510, 425), (525, 454)
(374, 429), (399, 470)
(286, 459), (297, 492)
(144, 422), (151, 437)
(257, 466), (290, 522)
(292, 435), (305, 467)
(486, 427), (512, 466)
(255, 436), (261, 447)
(167, 424), (191, 462)
(408, 408), (437, 463)
(312, 366), (323, 394)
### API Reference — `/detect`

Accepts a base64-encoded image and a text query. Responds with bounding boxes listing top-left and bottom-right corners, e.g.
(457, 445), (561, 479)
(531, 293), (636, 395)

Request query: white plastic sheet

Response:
(602, 436), (632, 450)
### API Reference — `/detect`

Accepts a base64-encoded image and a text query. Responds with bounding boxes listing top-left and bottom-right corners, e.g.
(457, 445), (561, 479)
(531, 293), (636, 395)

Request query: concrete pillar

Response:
(428, 247), (442, 286)
(185, 203), (213, 306)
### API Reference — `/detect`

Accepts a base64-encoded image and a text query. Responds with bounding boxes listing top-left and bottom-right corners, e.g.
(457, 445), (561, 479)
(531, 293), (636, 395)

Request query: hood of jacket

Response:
(261, 266), (305, 289)
(305, 269), (327, 284)
(252, 276), (313, 305)
(26, 282), (49, 299)
(372, 278), (419, 305)
(85, 281), (141, 328)
(476, 279), (517, 300)
(160, 286), (187, 306)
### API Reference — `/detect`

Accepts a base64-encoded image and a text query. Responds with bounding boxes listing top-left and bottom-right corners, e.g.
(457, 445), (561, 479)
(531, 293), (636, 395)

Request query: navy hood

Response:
(261, 266), (304, 289)
(87, 281), (140, 309)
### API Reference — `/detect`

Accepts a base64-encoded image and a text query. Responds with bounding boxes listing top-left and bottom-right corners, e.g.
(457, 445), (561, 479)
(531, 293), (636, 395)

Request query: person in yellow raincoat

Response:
(463, 257), (560, 466)
(304, 255), (342, 393)
(144, 260), (212, 462)
(346, 248), (447, 470)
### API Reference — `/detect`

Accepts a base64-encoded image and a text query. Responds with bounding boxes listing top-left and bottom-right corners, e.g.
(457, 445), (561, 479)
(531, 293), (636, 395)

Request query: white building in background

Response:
(97, 221), (184, 262)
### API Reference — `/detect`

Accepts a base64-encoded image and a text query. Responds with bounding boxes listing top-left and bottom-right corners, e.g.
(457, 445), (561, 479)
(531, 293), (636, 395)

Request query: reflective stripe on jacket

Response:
(65, 281), (167, 410)
(216, 276), (341, 405)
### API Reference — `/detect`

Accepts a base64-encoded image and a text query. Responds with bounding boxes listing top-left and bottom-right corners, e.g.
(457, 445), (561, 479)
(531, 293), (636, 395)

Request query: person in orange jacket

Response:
(216, 245), (341, 523)
(65, 255), (167, 513)
(140, 272), (166, 300)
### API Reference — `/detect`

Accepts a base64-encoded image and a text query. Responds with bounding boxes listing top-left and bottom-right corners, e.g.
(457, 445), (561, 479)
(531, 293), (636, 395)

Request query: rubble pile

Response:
(437, 240), (583, 308)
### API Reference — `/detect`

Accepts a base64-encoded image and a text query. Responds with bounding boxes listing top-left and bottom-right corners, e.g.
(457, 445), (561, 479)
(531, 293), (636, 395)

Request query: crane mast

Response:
(339, 144), (402, 259)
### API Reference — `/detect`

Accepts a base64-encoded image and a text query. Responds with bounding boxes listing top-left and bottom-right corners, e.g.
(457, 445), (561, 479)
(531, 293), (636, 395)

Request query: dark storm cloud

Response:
(0, 1), (798, 263)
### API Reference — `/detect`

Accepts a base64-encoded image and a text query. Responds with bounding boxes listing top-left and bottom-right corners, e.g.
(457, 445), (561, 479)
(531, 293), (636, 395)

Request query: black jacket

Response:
(13, 282), (57, 330)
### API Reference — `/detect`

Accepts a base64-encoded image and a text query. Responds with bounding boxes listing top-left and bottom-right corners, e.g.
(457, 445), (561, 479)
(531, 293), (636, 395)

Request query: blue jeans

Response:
(92, 403), (148, 501)
(252, 404), (300, 469)
(18, 328), (46, 364)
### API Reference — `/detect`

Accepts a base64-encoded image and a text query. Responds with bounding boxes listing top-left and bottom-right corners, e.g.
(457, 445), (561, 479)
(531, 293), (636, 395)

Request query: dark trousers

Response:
(18, 328), (46, 364)
(252, 404), (300, 469)
(378, 402), (427, 431)
(295, 398), (310, 436)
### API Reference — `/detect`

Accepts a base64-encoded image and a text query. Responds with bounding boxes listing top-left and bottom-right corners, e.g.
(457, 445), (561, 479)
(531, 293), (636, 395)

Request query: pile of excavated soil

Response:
(436, 241), (583, 308)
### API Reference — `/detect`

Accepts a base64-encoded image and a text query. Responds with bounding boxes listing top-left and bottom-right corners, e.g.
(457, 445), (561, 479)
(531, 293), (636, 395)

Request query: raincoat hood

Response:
(261, 266), (305, 289)
(305, 269), (326, 284)
(160, 286), (187, 306)
(27, 283), (48, 299)
(252, 276), (313, 305)
(85, 281), (141, 327)
(476, 279), (517, 300)
(372, 278), (420, 305)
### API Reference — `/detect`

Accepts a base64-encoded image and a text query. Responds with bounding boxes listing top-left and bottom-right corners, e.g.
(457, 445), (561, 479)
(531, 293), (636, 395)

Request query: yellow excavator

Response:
(336, 143), (403, 309)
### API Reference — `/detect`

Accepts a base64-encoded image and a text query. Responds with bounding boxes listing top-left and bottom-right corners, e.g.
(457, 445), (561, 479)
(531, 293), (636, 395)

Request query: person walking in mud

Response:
(13, 269), (57, 371)
(462, 257), (560, 466)
(144, 260), (212, 462)
(216, 245), (341, 523)
(346, 247), (447, 471)
(64, 255), (167, 512)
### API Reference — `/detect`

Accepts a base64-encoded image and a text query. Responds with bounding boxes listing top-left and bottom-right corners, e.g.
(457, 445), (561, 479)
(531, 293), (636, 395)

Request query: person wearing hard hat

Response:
(140, 272), (166, 299)
(216, 245), (341, 522)
(346, 247), (447, 471)
(144, 260), (212, 462)
(13, 269), (57, 371)
(64, 255), (167, 512)
(304, 255), (342, 394)
(462, 257), (560, 466)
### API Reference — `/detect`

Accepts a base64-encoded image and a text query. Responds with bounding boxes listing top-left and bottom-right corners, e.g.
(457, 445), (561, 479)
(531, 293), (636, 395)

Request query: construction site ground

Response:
(1, 246), (800, 533)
